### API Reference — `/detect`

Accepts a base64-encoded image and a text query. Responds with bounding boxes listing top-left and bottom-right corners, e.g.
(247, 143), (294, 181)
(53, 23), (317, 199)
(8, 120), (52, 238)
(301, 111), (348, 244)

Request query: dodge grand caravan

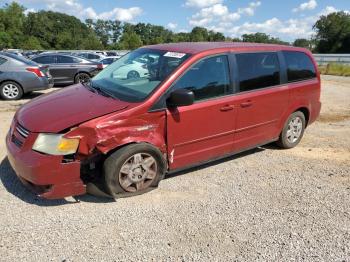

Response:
(6, 42), (321, 199)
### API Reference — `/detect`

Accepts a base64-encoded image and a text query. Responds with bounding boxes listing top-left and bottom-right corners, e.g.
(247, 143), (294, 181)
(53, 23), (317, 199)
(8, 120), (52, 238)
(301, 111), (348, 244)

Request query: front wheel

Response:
(277, 111), (306, 149)
(104, 143), (166, 197)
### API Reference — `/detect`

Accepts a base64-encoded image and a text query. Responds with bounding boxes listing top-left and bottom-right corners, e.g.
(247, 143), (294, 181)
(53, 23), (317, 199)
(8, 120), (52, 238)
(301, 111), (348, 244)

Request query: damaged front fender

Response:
(65, 111), (167, 158)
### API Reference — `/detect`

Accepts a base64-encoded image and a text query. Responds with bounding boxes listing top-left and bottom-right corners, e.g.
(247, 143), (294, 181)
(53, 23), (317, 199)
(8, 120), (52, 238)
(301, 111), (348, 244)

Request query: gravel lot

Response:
(0, 76), (349, 261)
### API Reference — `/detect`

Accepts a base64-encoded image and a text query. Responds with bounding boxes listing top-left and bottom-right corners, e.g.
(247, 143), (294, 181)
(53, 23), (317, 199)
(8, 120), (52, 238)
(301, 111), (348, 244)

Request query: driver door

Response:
(166, 55), (237, 170)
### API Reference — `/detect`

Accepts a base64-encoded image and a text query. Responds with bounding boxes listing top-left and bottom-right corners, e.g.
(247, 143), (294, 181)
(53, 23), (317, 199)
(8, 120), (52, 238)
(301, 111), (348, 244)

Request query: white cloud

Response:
(19, 0), (142, 21)
(238, 1), (261, 16)
(97, 7), (142, 21)
(293, 0), (317, 12)
(189, 1), (261, 27)
(185, 0), (223, 8)
(167, 22), (178, 30)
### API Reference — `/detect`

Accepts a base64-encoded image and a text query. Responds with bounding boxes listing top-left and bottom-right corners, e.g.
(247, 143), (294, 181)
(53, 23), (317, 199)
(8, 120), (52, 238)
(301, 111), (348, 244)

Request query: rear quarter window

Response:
(283, 51), (316, 82)
(0, 57), (7, 65)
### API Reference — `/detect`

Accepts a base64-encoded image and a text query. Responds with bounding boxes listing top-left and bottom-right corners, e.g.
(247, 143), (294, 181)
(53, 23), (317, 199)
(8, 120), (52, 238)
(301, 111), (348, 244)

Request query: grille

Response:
(16, 123), (30, 138)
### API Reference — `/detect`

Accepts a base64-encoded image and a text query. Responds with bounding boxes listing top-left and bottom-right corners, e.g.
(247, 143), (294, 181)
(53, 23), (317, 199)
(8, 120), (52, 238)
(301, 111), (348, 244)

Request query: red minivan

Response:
(6, 43), (321, 199)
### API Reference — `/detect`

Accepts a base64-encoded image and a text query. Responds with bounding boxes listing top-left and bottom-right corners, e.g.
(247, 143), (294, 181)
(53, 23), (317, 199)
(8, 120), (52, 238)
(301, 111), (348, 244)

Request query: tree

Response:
(313, 11), (350, 53)
(293, 38), (312, 49)
(242, 32), (289, 45)
(21, 36), (42, 50)
(118, 31), (143, 49)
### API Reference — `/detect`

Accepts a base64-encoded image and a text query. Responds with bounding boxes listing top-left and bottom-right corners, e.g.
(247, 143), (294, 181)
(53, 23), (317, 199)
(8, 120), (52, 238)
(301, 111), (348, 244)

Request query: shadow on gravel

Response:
(0, 157), (114, 206)
(166, 147), (266, 179)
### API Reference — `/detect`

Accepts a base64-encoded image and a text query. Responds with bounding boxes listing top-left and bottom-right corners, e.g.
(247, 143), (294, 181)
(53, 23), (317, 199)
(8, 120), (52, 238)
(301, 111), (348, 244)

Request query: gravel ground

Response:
(0, 76), (349, 261)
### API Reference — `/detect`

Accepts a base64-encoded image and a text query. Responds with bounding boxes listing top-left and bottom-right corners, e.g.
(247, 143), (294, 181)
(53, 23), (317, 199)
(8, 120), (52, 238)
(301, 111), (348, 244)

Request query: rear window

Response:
(283, 51), (316, 82)
(2, 52), (37, 66)
(236, 52), (280, 92)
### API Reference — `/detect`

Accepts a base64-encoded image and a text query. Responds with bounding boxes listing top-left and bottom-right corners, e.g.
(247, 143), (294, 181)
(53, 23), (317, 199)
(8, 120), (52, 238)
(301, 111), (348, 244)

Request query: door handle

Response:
(220, 105), (234, 112)
(240, 101), (253, 108)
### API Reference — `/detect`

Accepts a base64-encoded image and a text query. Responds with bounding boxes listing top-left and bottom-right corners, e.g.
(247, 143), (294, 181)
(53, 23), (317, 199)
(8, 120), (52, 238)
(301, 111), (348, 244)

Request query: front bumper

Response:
(5, 124), (86, 199)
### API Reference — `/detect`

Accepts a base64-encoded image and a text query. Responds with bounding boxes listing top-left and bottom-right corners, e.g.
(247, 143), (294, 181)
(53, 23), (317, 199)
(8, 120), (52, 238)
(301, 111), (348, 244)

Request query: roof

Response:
(144, 42), (303, 54)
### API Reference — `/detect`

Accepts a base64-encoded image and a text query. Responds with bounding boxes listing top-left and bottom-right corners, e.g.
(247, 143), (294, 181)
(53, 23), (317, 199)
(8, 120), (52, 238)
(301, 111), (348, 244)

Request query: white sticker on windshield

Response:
(164, 52), (186, 59)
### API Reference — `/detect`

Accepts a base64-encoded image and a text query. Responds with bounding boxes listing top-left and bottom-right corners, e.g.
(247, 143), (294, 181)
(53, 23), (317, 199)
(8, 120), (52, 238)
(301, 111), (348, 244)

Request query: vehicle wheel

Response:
(104, 143), (166, 197)
(74, 73), (90, 84)
(277, 111), (306, 149)
(0, 81), (23, 100)
(127, 70), (140, 79)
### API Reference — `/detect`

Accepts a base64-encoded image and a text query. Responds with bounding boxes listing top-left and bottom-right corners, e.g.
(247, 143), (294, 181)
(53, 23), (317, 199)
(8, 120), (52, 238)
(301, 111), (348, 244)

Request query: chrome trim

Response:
(16, 124), (29, 138)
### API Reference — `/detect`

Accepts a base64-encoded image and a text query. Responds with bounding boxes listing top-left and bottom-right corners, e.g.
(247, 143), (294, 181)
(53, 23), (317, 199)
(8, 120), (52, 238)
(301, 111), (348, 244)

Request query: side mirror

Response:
(167, 88), (194, 107)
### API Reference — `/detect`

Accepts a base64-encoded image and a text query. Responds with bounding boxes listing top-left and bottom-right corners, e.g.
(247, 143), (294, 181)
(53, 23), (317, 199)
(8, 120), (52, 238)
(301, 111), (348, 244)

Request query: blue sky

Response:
(2, 0), (350, 41)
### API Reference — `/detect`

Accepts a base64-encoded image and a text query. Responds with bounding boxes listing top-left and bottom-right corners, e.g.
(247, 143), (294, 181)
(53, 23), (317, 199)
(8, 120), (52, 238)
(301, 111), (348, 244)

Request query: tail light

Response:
(26, 67), (44, 77)
(97, 63), (103, 69)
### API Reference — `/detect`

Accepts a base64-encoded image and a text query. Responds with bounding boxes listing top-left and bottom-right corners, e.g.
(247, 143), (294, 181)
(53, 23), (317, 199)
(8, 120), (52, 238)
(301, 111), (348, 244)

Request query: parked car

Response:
(0, 52), (53, 100)
(111, 53), (154, 79)
(99, 56), (120, 68)
(76, 52), (105, 62)
(31, 54), (103, 85)
(6, 43), (321, 199)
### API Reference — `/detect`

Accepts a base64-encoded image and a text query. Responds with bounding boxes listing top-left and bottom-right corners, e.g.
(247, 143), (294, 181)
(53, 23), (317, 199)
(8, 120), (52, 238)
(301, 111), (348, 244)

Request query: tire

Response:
(127, 70), (140, 79)
(104, 143), (166, 197)
(74, 72), (90, 84)
(277, 111), (306, 149)
(0, 81), (23, 100)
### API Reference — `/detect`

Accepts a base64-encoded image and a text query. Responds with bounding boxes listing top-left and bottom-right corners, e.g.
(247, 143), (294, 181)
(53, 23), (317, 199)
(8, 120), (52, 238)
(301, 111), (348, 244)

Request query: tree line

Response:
(1, 2), (349, 53)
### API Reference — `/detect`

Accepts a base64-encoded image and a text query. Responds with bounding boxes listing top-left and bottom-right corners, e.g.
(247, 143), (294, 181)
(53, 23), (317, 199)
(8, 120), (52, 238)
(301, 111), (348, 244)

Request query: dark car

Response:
(0, 52), (53, 100)
(31, 54), (103, 85)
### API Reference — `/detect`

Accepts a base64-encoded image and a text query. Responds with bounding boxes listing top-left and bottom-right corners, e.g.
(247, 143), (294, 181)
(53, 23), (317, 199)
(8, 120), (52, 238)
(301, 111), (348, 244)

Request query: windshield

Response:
(91, 48), (190, 102)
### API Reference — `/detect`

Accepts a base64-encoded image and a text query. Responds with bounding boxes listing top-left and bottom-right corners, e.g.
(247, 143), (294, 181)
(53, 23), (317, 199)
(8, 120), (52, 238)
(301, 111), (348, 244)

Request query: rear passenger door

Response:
(232, 52), (290, 150)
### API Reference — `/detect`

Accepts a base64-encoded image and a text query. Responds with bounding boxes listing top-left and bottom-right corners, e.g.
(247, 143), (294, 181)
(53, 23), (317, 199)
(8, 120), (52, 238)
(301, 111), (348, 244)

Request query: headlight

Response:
(32, 133), (79, 155)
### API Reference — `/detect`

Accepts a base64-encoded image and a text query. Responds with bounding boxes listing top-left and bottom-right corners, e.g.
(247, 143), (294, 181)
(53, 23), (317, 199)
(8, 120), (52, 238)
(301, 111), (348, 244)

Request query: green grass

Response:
(319, 63), (350, 77)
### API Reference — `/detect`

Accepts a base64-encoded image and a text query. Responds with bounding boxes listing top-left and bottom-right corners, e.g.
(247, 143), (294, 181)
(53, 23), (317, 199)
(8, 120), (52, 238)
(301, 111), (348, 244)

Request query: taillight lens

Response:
(97, 63), (103, 69)
(26, 67), (44, 77)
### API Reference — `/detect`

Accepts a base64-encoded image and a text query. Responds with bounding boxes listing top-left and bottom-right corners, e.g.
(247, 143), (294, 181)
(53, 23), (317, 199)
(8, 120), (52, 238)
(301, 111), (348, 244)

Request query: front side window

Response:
(33, 56), (55, 64)
(283, 51), (316, 82)
(172, 55), (230, 101)
(236, 52), (280, 92)
(92, 48), (190, 102)
(57, 55), (81, 63)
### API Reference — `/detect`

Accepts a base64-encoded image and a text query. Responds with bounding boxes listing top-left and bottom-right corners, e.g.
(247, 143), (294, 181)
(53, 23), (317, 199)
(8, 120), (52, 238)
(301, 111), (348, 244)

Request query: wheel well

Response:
(295, 107), (310, 126)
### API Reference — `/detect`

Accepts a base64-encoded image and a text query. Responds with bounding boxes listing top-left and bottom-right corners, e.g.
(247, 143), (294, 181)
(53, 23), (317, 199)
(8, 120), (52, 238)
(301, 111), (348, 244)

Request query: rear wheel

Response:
(0, 81), (23, 100)
(104, 143), (166, 197)
(277, 111), (306, 149)
(74, 72), (90, 84)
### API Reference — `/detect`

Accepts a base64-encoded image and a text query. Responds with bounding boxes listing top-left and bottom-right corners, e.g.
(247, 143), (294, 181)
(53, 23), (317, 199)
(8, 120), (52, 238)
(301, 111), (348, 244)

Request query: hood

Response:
(17, 84), (130, 132)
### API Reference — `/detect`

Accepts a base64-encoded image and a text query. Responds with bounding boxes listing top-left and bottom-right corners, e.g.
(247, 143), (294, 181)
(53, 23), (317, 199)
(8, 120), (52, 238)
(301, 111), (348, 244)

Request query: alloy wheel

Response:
(2, 83), (19, 99)
(286, 116), (303, 143)
(118, 153), (158, 192)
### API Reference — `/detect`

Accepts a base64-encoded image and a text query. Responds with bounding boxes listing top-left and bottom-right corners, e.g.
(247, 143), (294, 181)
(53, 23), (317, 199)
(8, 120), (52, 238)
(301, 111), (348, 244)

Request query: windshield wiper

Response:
(84, 80), (118, 100)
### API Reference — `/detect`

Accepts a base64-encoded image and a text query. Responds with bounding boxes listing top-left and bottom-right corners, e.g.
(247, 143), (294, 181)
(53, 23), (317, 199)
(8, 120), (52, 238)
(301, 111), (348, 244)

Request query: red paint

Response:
(6, 43), (321, 199)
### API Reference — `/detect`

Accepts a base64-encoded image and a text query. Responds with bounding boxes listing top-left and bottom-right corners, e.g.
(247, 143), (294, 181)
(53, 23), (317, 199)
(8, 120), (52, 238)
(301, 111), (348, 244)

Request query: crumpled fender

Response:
(64, 111), (167, 157)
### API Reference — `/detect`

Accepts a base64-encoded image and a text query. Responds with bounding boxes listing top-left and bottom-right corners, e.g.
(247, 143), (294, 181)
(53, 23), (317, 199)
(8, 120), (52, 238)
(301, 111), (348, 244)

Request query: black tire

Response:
(277, 111), (306, 149)
(0, 81), (23, 100)
(74, 72), (90, 84)
(127, 70), (140, 79)
(104, 143), (166, 197)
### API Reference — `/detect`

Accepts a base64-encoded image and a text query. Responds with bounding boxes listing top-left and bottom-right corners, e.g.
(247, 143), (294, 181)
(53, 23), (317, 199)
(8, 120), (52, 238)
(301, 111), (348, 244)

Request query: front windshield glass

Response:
(92, 48), (190, 102)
